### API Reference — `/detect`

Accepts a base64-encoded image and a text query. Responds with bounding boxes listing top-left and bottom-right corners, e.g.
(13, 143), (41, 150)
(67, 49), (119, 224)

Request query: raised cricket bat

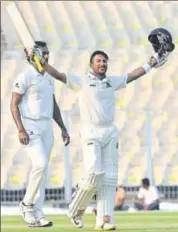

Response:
(5, 1), (44, 72)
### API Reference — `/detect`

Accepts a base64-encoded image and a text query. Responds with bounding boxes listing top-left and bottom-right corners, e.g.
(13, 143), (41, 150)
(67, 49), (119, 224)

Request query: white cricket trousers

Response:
(81, 124), (119, 226)
(22, 118), (54, 219)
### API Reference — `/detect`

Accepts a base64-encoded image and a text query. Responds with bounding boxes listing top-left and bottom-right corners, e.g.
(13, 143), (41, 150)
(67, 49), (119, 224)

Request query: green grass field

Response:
(1, 212), (178, 232)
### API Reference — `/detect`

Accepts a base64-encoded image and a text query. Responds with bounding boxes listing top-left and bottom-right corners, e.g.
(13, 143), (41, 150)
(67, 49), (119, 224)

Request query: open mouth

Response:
(100, 67), (106, 71)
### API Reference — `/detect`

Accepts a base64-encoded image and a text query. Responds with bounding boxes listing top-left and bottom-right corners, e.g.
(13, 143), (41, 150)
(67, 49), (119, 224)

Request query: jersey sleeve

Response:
(66, 73), (82, 92)
(109, 74), (128, 91)
(12, 73), (28, 94)
(151, 186), (159, 199)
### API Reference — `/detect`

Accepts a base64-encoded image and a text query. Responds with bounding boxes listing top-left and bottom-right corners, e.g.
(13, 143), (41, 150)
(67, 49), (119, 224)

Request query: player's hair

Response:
(34, 41), (47, 47)
(90, 50), (109, 63)
(142, 178), (150, 186)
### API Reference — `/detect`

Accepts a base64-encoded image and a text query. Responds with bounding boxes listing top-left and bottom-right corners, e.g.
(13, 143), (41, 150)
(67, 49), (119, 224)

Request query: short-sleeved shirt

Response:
(66, 72), (127, 126)
(138, 186), (159, 205)
(12, 66), (55, 120)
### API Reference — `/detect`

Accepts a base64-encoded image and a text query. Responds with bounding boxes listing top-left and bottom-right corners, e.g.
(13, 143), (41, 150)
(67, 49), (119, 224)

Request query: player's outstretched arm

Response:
(24, 46), (67, 84)
(126, 56), (157, 84)
(127, 28), (175, 84)
(53, 95), (70, 146)
(43, 63), (67, 84)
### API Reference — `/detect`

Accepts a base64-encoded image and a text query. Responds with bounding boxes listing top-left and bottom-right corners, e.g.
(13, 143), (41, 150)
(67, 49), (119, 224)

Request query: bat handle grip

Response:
(33, 55), (44, 72)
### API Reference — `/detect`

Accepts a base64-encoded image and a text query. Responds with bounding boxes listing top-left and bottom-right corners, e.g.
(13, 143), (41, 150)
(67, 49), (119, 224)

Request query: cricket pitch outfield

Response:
(1, 211), (178, 232)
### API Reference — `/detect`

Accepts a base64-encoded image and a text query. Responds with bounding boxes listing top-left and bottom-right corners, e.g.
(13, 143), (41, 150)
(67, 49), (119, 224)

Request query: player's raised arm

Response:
(126, 56), (157, 84)
(24, 46), (83, 90)
(24, 46), (67, 84)
(43, 63), (67, 84)
(43, 63), (82, 92)
(127, 28), (175, 84)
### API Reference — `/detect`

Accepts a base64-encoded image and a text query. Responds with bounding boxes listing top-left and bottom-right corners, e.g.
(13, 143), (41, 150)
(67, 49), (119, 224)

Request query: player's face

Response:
(142, 184), (148, 189)
(90, 54), (108, 76)
(40, 46), (50, 63)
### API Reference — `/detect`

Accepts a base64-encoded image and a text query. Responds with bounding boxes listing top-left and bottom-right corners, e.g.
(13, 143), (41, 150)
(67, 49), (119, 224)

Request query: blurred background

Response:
(1, 1), (178, 212)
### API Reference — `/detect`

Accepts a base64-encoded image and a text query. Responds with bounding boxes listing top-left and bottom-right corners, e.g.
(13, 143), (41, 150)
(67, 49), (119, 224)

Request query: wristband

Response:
(142, 64), (152, 73)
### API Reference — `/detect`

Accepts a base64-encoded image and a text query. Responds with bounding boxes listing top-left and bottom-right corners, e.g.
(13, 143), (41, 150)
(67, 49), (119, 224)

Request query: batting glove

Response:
(24, 46), (36, 65)
(24, 46), (45, 72)
(151, 52), (169, 68)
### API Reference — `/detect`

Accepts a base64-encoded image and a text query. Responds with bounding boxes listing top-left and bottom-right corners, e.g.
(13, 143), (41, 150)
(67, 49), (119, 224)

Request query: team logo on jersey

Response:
(105, 82), (112, 88)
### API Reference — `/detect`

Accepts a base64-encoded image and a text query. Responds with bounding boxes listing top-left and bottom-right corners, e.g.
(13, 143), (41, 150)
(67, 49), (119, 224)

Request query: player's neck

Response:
(89, 70), (106, 80)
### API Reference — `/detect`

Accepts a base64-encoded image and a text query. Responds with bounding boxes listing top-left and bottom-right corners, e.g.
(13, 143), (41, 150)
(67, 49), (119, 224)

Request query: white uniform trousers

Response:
(81, 125), (119, 226)
(22, 118), (54, 219)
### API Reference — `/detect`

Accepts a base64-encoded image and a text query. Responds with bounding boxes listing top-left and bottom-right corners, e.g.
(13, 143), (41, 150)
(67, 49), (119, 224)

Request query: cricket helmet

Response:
(148, 28), (175, 56)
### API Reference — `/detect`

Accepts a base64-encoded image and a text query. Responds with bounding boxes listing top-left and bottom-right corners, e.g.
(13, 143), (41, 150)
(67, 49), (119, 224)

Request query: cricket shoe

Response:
(29, 217), (53, 227)
(95, 223), (117, 231)
(19, 201), (36, 225)
(67, 213), (83, 228)
(34, 206), (53, 227)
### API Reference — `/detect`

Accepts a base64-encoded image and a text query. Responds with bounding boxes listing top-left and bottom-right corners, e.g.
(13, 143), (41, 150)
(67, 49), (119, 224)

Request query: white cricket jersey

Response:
(66, 72), (128, 127)
(12, 66), (55, 120)
(138, 186), (159, 205)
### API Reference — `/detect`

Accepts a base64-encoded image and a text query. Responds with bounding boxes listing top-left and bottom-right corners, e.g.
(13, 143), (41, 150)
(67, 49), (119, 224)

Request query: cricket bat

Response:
(5, 1), (44, 72)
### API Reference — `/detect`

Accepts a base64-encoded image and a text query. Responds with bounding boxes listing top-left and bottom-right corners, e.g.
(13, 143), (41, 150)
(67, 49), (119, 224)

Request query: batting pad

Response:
(96, 185), (116, 226)
(68, 172), (105, 218)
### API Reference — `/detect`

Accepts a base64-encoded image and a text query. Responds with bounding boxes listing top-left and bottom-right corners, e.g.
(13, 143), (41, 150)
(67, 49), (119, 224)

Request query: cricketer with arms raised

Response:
(25, 28), (174, 230)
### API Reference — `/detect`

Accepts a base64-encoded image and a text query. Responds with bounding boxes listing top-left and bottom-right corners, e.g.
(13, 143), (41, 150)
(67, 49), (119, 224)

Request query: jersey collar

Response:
(88, 71), (109, 82)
